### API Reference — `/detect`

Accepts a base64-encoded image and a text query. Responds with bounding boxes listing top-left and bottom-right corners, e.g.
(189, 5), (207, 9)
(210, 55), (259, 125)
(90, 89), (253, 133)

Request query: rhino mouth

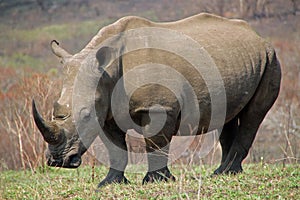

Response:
(33, 100), (85, 169)
(47, 153), (82, 168)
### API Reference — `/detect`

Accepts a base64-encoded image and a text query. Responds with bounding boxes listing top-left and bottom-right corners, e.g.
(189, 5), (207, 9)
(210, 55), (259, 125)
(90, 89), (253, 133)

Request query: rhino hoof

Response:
(97, 168), (130, 188)
(142, 167), (176, 184)
(213, 165), (243, 176)
(97, 176), (129, 188)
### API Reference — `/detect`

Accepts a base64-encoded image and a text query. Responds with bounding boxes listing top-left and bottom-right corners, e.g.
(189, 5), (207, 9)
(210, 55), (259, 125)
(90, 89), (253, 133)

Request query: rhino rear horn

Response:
(32, 100), (64, 144)
(50, 40), (71, 61)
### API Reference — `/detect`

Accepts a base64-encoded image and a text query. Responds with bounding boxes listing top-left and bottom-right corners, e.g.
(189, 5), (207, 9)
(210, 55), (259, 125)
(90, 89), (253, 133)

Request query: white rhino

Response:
(32, 13), (281, 187)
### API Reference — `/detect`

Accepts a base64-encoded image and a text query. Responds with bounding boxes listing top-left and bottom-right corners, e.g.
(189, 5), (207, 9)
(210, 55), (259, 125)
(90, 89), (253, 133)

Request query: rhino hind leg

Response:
(214, 50), (281, 175)
(214, 116), (239, 174)
(215, 104), (273, 175)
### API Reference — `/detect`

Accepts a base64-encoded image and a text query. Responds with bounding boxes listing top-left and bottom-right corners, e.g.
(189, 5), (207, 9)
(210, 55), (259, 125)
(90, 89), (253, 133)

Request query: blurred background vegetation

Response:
(0, 0), (299, 171)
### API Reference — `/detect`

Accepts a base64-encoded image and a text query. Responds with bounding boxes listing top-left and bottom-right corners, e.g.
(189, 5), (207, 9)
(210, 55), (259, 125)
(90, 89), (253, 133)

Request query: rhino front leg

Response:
(141, 114), (176, 184)
(97, 120), (129, 187)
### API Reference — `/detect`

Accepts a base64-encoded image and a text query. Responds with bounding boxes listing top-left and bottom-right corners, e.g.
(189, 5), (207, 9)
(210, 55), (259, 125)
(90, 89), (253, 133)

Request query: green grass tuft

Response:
(0, 164), (299, 199)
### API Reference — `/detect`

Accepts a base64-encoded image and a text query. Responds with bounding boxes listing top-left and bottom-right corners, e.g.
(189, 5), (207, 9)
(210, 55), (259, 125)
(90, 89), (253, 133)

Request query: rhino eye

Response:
(79, 107), (91, 121)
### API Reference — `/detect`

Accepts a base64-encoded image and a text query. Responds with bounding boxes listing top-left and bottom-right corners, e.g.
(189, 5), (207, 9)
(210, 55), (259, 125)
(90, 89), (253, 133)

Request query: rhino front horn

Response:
(32, 100), (64, 144)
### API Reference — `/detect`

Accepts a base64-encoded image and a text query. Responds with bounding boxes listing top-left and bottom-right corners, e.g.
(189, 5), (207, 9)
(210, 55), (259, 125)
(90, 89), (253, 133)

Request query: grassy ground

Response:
(0, 164), (299, 199)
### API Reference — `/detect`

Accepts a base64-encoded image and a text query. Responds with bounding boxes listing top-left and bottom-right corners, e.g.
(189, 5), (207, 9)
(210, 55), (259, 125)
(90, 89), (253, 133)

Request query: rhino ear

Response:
(51, 40), (71, 63)
(96, 46), (115, 69)
(96, 46), (123, 80)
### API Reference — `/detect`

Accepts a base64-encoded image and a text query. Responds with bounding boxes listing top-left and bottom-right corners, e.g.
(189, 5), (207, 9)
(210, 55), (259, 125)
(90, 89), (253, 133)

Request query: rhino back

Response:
(77, 13), (270, 129)
(119, 14), (268, 126)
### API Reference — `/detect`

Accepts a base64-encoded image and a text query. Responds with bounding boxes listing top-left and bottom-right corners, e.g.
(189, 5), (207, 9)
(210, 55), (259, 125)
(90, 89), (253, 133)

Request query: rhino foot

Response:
(142, 167), (176, 184)
(97, 168), (130, 188)
(213, 164), (243, 175)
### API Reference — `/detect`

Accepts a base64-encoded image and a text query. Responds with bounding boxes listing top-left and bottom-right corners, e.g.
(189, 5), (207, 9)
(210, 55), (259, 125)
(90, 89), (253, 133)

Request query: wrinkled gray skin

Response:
(33, 13), (281, 187)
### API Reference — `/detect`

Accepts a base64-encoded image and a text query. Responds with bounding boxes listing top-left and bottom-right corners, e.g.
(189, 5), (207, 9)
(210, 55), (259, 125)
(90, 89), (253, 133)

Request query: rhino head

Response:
(33, 40), (119, 168)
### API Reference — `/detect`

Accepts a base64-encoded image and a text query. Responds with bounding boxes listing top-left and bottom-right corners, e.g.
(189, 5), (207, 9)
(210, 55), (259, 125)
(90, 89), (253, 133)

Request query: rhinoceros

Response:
(32, 13), (281, 187)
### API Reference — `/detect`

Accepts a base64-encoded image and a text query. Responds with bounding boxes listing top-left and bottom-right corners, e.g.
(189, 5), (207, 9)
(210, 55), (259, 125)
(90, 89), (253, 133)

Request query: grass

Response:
(0, 164), (299, 199)
(0, 53), (45, 70)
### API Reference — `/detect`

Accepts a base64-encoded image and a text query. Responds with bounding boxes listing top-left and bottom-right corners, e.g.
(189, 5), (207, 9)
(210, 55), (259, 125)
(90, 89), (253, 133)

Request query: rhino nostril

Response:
(54, 114), (69, 120)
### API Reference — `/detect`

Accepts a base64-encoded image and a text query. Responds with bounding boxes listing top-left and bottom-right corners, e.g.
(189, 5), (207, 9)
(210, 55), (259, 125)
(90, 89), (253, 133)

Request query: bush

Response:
(0, 67), (61, 170)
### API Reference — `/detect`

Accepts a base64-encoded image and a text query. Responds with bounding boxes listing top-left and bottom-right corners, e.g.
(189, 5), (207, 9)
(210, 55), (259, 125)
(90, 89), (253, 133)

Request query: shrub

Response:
(0, 67), (61, 170)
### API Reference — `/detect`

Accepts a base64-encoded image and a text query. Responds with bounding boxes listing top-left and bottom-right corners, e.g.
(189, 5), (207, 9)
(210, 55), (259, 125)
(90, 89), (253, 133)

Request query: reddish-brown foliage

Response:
(0, 67), (62, 170)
